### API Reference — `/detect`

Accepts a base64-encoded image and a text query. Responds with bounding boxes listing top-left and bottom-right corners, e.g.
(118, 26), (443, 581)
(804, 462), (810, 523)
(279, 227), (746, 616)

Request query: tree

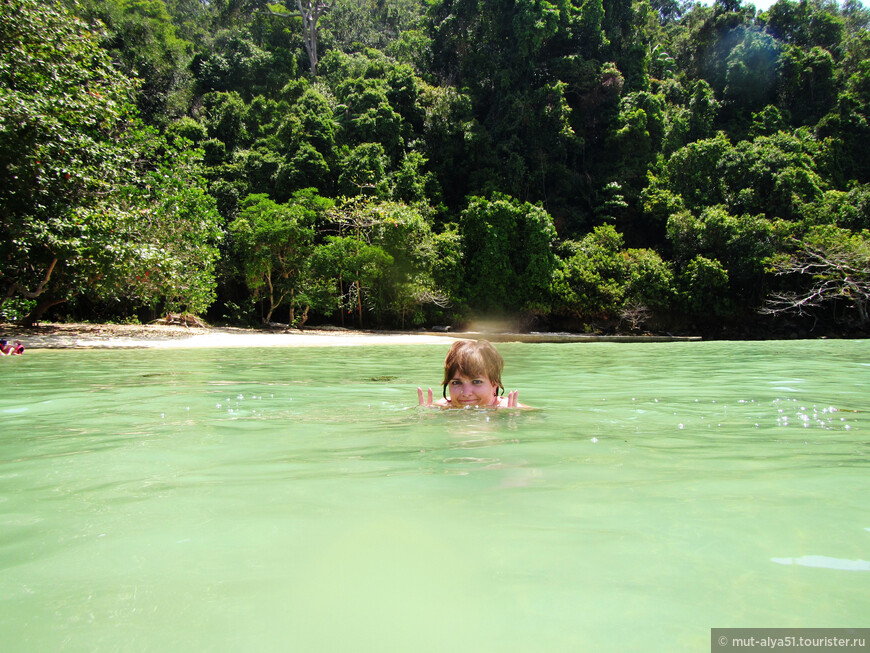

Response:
(666, 205), (780, 308)
(358, 200), (447, 325)
(9, 0), (869, 334)
(334, 75), (404, 156)
(763, 226), (870, 326)
(458, 194), (558, 314)
(228, 191), (332, 323)
(337, 143), (389, 196)
(310, 236), (393, 327)
(0, 0), (220, 323)
(764, 0), (844, 51)
(425, 0), (607, 216)
(192, 28), (276, 97)
(648, 131), (824, 222)
(606, 90), (666, 188)
(109, 134), (223, 316)
(297, 0), (332, 76)
(676, 254), (732, 315)
(76, 0), (194, 123)
(817, 61), (870, 185)
(551, 224), (673, 321)
(200, 91), (248, 151)
(777, 45), (837, 126)
(812, 185), (870, 232)
(717, 131), (824, 220)
(648, 134), (731, 212)
(322, 0), (426, 53)
(723, 29), (781, 111)
(310, 197), (448, 327)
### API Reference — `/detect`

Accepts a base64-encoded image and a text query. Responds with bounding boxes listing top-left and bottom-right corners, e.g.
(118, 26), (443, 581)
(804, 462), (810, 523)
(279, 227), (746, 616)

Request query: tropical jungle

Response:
(2, 0), (869, 337)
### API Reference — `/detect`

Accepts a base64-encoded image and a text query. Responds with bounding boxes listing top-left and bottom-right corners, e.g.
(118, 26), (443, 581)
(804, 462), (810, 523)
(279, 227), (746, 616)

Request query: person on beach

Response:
(418, 339), (525, 408)
(0, 339), (23, 355)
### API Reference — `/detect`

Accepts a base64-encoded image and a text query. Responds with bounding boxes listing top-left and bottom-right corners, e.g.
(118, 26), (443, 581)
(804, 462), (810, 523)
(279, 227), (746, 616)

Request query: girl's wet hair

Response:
(441, 340), (504, 398)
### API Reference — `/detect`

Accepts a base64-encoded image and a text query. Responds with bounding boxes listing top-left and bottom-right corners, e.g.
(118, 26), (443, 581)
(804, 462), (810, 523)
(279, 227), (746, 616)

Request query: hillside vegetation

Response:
(2, 0), (869, 336)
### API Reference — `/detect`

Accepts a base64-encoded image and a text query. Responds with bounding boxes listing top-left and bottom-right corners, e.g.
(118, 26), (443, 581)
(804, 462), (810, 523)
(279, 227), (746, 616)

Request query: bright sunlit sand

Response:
(2, 322), (701, 351)
(117, 331), (462, 349)
(1, 324), (460, 350)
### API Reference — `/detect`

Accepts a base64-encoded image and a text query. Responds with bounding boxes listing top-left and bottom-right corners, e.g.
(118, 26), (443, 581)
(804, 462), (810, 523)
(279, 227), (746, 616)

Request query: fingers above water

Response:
(417, 386), (434, 406)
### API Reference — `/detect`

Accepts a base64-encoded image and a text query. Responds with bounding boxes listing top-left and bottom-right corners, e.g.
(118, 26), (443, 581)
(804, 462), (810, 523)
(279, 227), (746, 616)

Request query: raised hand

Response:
(417, 386), (435, 406)
(506, 390), (519, 408)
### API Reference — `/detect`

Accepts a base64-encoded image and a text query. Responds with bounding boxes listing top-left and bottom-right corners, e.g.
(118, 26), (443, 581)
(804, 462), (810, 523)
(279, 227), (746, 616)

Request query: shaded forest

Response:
(2, 0), (869, 336)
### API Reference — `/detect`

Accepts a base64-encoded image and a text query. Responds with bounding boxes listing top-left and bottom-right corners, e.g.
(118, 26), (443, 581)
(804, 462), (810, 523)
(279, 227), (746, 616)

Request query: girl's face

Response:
(447, 373), (498, 407)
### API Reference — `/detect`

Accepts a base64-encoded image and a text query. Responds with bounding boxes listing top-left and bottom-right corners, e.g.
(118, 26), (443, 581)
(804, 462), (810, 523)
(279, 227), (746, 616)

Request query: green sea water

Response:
(1, 340), (868, 652)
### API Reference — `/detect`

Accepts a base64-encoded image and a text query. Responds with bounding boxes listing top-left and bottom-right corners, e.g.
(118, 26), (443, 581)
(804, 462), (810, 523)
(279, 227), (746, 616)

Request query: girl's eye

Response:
(472, 379), (484, 385)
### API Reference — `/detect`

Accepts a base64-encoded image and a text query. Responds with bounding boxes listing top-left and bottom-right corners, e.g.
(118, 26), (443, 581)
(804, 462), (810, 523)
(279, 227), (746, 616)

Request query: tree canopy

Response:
(3, 0), (870, 334)
(0, 0), (220, 324)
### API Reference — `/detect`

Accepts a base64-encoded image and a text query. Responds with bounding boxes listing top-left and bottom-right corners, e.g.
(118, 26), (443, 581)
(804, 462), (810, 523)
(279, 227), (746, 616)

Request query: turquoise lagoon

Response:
(0, 340), (868, 651)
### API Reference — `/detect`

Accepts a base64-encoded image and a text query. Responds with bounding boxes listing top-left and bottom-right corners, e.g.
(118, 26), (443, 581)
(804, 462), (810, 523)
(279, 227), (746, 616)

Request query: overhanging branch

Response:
(762, 236), (870, 325)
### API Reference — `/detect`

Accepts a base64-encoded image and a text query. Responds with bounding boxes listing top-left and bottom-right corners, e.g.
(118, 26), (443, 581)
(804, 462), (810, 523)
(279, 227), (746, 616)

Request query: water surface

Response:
(1, 341), (868, 651)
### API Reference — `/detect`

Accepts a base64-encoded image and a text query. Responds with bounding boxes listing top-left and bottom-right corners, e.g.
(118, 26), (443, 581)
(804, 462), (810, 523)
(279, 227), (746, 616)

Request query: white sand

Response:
(7, 325), (461, 350)
(98, 331), (461, 349)
(4, 322), (699, 350)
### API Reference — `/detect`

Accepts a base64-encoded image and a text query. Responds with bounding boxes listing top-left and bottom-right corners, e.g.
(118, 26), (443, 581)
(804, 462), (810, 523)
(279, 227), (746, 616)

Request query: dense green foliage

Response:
(0, 0), (221, 324)
(3, 0), (870, 332)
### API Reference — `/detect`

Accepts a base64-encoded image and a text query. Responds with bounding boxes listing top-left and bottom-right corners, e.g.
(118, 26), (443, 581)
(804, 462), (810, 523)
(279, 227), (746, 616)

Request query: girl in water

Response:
(417, 339), (525, 408)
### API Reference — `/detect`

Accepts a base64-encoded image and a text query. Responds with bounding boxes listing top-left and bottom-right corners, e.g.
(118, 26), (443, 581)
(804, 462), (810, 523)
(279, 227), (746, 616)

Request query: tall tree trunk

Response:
(356, 278), (363, 327)
(339, 274), (345, 327)
(20, 296), (68, 327)
(297, 0), (331, 76)
(265, 273), (276, 323)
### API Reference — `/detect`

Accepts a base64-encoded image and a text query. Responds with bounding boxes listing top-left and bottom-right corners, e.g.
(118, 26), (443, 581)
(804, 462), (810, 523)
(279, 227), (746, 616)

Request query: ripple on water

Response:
(771, 556), (870, 571)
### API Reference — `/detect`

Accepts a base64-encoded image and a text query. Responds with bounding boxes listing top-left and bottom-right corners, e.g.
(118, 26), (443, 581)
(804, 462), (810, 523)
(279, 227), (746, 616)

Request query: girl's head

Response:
(441, 340), (504, 399)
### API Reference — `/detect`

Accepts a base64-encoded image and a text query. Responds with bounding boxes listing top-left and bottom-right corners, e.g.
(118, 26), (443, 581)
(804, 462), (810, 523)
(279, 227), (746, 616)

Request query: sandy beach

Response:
(0, 322), (466, 350)
(0, 322), (701, 351)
